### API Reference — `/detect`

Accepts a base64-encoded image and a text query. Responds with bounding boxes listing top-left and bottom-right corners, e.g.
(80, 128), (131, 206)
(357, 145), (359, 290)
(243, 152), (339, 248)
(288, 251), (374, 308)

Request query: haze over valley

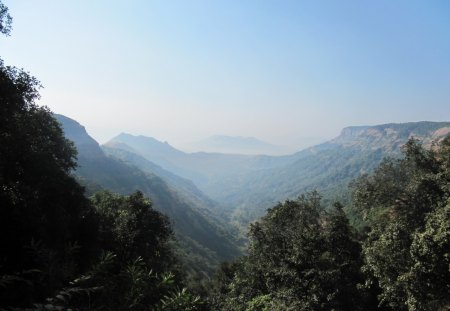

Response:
(60, 115), (450, 229)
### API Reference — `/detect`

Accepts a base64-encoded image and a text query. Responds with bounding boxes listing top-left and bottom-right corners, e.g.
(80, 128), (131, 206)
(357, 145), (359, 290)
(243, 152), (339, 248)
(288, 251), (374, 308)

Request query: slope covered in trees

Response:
(0, 5), (205, 308)
(55, 114), (242, 279)
(208, 137), (450, 311)
(0, 55), (204, 311)
(105, 133), (296, 191)
(105, 123), (450, 229)
(0, 56), (99, 309)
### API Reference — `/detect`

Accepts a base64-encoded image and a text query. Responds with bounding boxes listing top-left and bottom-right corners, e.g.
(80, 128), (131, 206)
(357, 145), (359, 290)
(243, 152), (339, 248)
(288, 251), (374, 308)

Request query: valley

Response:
(57, 114), (450, 268)
(103, 121), (450, 226)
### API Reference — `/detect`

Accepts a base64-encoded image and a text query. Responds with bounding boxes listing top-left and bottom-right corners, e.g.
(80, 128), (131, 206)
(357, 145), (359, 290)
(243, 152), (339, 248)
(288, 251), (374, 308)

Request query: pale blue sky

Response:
(2, 0), (450, 151)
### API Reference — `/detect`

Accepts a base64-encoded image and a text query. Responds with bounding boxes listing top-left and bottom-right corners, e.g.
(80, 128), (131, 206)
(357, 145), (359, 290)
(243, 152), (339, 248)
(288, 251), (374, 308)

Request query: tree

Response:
(322, 203), (367, 310)
(38, 191), (205, 311)
(0, 42), (98, 310)
(0, 0), (12, 36)
(215, 192), (365, 311)
(0, 2), (204, 308)
(352, 137), (450, 310)
(92, 190), (176, 272)
(405, 202), (450, 310)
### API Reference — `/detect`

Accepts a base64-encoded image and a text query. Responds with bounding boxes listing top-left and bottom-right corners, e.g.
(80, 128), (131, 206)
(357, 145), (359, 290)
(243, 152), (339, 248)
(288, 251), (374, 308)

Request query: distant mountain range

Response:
(185, 135), (282, 155)
(104, 121), (450, 227)
(180, 135), (325, 155)
(105, 133), (296, 191)
(56, 113), (450, 244)
(216, 122), (450, 223)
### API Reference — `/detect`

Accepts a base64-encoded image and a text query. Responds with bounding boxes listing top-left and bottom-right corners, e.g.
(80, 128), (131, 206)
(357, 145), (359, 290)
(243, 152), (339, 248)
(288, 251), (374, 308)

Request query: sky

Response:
(1, 0), (450, 152)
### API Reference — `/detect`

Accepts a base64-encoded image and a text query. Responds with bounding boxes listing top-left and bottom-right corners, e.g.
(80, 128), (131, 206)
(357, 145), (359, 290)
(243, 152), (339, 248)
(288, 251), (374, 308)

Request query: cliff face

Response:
(330, 122), (450, 151)
(205, 121), (450, 225)
(54, 114), (104, 159)
(337, 126), (371, 140)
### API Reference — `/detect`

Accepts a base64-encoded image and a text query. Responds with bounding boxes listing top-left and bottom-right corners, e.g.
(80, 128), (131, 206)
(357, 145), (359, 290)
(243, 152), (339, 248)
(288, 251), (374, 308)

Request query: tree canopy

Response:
(210, 193), (366, 311)
(351, 138), (450, 310)
(208, 137), (450, 311)
(0, 54), (101, 306)
(0, 0), (12, 36)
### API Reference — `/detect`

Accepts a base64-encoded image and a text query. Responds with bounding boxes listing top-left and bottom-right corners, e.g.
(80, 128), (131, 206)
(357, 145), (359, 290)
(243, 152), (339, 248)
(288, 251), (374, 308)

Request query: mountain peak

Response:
(105, 133), (186, 159)
(54, 114), (104, 158)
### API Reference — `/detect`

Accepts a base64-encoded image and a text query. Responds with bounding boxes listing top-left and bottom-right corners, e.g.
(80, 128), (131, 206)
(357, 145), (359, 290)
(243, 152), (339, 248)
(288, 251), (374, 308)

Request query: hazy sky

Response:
(2, 0), (450, 151)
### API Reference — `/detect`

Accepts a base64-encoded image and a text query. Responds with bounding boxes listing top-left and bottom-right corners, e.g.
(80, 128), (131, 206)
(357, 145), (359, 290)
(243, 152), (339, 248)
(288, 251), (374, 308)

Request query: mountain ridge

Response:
(67, 118), (450, 230)
(187, 134), (282, 155)
(104, 121), (450, 226)
(54, 114), (243, 276)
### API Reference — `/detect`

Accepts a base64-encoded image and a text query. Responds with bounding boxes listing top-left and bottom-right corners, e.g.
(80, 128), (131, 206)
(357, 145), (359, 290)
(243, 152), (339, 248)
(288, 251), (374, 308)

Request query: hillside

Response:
(213, 121), (450, 223)
(106, 122), (450, 227)
(102, 144), (230, 219)
(55, 114), (242, 277)
(105, 133), (296, 191)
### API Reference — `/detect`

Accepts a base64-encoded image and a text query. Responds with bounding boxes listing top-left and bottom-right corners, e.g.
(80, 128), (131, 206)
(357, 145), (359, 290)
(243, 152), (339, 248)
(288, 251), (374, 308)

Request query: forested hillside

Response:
(55, 114), (242, 279)
(217, 122), (450, 225)
(105, 122), (450, 228)
(105, 133), (296, 190)
(207, 137), (450, 310)
(0, 53), (206, 310)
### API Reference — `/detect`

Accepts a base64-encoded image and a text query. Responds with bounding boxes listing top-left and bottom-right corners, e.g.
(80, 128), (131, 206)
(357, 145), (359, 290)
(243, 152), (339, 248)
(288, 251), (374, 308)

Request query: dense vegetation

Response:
(0, 59), (203, 308)
(0, 6), (203, 308)
(106, 122), (450, 232)
(208, 138), (450, 310)
(55, 114), (243, 281)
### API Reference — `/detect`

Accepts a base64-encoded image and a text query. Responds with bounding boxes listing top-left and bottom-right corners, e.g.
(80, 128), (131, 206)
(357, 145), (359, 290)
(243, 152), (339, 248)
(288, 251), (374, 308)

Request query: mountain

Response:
(186, 135), (283, 155)
(102, 144), (229, 219)
(210, 121), (450, 224)
(104, 134), (205, 184)
(105, 133), (297, 191)
(54, 114), (242, 277)
(106, 121), (450, 228)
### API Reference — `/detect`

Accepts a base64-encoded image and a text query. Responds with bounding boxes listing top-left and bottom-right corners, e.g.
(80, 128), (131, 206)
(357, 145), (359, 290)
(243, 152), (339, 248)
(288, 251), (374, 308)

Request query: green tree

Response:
(405, 202), (450, 310)
(41, 191), (203, 311)
(0, 57), (99, 307)
(69, 190), (179, 309)
(92, 191), (175, 271)
(322, 203), (367, 310)
(352, 138), (450, 310)
(0, 2), (201, 308)
(215, 193), (365, 311)
(1, 2), (98, 304)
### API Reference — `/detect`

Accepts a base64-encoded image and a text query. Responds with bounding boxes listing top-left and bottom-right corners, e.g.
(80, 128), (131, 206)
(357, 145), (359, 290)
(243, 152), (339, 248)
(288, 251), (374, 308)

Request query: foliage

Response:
(0, 0), (12, 36)
(211, 193), (366, 311)
(91, 191), (175, 269)
(30, 191), (202, 311)
(406, 202), (450, 311)
(211, 137), (450, 311)
(0, 57), (98, 307)
(56, 114), (243, 280)
(157, 287), (204, 311)
(351, 137), (450, 310)
(0, 4), (201, 306)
